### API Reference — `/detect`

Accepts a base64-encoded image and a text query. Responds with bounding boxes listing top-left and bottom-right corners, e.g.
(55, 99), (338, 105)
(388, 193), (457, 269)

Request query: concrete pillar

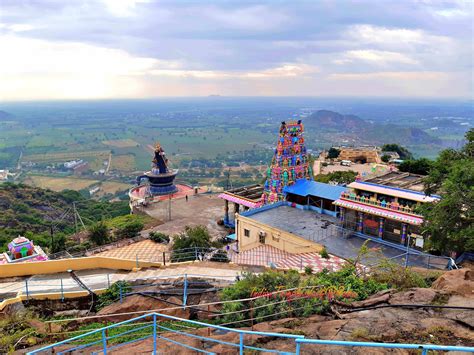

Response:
(224, 200), (229, 222)
(357, 212), (364, 232)
(339, 207), (345, 223)
(401, 223), (407, 244)
(378, 217), (384, 238)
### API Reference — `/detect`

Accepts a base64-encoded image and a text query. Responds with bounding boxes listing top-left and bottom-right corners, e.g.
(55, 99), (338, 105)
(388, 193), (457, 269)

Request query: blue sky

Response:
(0, 0), (472, 100)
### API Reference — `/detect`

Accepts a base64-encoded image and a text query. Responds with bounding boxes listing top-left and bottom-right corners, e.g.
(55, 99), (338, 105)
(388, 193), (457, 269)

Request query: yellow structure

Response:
(0, 256), (162, 278)
(236, 205), (323, 254)
(338, 146), (381, 164)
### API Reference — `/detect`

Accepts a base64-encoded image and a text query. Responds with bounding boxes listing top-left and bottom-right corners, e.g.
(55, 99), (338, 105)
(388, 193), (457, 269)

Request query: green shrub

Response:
(369, 259), (433, 290)
(113, 217), (144, 239)
(319, 247), (330, 259)
(304, 265), (313, 275)
(149, 231), (170, 244)
(97, 281), (131, 309)
(210, 250), (230, 263)
(88, 221), (110, 246)
(171, 225), (213, 262)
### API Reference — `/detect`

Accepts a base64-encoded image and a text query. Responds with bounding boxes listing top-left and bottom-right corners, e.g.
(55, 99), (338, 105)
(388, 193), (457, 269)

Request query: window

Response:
(259, 234), (266, 244)
(244, 229), (250, 237)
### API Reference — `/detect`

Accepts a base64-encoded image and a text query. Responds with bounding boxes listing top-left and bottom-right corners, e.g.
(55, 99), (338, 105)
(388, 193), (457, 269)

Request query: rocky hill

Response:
(305, 110), (441, 145)
(0, 183), (129, 250)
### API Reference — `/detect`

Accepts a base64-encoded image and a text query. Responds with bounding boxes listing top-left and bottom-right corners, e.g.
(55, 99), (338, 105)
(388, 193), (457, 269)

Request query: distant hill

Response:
(0, 110), (13, 120)
(305, 110), (440, 145)
(306, 110), (365, 132)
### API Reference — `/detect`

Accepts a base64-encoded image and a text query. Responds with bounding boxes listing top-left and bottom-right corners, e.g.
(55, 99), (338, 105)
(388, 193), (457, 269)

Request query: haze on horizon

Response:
(0, 0), (473, 101)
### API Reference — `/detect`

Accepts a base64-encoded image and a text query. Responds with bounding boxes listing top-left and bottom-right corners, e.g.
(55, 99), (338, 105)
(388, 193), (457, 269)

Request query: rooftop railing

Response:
(340, 191), (421, 216)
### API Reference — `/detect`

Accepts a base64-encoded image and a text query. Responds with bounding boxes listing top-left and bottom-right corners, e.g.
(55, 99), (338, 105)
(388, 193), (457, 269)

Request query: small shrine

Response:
(0, 236), (48, 264)
(262, 120), (313, 204)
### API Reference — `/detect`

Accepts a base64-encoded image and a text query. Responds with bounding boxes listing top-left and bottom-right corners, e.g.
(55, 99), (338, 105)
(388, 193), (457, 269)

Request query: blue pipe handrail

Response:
(28, 312), (304, 355)
(28, 311), (474, 355)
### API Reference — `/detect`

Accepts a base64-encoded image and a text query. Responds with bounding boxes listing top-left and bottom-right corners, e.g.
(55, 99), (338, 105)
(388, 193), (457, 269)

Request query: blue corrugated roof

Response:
(283, 179), (347, 200)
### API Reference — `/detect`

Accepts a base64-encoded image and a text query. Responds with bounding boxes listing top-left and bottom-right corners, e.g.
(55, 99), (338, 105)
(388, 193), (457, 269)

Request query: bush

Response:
(218, 267), (386, 327)
(369, 259), (440, 290)
(171, 225), (214, 262)
(210, 250), (230, 263)
(113, 216), (144, 239)
(88, 221), (110, 246)
(319, 247), (330, 259)
(149, 231), (170, 244)
(304, 265), (313, 275)
(381, 154), (391, 163)
(97, 281), (132, 309)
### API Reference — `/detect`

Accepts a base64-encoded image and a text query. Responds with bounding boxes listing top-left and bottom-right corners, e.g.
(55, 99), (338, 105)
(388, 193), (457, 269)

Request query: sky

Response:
(0, 0), (473, 101)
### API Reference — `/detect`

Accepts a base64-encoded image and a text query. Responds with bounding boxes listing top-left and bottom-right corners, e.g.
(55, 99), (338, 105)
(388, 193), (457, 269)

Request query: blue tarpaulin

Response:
(226, 233), (237, 240)
(283, 179), (347, 201)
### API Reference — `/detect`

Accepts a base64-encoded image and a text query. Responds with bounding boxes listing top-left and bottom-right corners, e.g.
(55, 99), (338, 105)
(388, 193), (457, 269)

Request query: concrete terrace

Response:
(245, 205), (338, 243)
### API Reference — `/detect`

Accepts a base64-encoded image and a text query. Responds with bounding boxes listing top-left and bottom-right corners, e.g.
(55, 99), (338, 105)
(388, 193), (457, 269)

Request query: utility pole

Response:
(225, 168), (232, 190)
(50, 224), (54, 253)
(73, 202), (78, 233)
(168, 195), (172, 221)
(73, 201), (86, 231)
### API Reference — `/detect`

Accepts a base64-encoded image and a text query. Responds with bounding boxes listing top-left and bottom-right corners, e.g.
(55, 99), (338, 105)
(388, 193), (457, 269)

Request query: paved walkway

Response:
(96, 239), (167, 262)
(0, 264), (244, 300)
(229, 245), (346, 272)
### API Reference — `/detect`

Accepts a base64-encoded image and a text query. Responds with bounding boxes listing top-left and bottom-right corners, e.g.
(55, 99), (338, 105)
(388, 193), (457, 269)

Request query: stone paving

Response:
(229, 244), (346, 272)
(96, 239), (167, 262)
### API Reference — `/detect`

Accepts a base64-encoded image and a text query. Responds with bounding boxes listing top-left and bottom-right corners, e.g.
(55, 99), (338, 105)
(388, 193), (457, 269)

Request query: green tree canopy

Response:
(327, 147), (341, 159)
(88, 221), (110, 246)
(314, 170), (357, 185)
(421, 129), (474, 254)
(398, 158), (432, 175)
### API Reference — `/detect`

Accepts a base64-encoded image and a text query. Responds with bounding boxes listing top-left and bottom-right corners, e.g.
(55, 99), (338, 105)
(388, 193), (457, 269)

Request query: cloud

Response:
(0, 0), (472, 99)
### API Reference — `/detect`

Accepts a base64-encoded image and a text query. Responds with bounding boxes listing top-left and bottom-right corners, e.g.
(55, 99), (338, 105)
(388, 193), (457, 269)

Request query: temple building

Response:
(218, 184), (264, 228)
(262, 120), (312, 204)
(333, 171), (439, 249)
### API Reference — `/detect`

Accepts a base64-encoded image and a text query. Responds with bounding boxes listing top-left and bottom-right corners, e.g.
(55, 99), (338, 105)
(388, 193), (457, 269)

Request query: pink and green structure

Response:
(0, 236), (48, 264)
(262, 120), (313, 204)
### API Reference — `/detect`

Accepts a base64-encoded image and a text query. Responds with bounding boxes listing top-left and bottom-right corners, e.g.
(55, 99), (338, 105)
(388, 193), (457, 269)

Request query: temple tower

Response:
(262, 120), (312, 204)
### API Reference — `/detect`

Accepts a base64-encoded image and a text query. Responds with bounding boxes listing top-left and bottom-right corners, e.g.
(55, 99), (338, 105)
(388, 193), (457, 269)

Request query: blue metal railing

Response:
(28, 312), (474, 354)
(28, 312), (305, 355)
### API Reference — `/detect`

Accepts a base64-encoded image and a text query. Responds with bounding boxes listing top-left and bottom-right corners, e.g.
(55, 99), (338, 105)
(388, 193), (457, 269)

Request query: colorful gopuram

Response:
(262, 120), (313, 204)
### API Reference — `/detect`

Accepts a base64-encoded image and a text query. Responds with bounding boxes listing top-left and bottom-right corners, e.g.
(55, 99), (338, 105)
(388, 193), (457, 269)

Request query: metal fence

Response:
(28, 312), (474, 355)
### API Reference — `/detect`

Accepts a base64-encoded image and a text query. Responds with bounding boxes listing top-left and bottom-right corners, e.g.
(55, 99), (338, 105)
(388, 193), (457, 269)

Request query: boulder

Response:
(97, 294), (190, 322)
(431, 269), (474, 297)
(388, 288), (438, 305)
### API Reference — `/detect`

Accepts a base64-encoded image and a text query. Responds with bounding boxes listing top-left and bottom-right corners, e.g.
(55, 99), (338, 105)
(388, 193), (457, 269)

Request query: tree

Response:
(381, 144), (413, 160)
(88, 221), (110, 246)
(327, 147), (340, 159)
(173, 225), (213, 251)
(314, 170), (357, 185)
(171, 225), (215, 262)
(381, 154), (391, 163)
(398, 158), (432, 175)
(420, 129), (474, 254)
